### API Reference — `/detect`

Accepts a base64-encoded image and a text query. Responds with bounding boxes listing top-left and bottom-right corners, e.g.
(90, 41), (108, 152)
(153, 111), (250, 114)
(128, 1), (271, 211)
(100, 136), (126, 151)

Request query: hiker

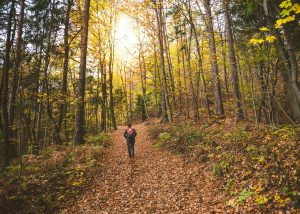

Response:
(123, 124), (137, 158)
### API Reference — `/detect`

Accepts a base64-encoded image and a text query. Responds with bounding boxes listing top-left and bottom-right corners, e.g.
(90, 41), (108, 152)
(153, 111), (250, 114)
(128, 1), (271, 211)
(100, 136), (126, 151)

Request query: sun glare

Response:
(115, 15), (139, 62)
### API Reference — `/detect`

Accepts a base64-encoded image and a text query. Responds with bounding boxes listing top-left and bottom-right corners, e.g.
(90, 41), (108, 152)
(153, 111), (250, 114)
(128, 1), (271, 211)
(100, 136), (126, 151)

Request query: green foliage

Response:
(271, 125), (300, 140)
(255, 195), (269, 205)
(212, 160), (230, 177)
(86, 133), (111, 148)
(239, 189), (256, 202)
(0, 143), (106, 213)
(156, 132), (172, 148)
(225, 128), (253, 143)
(149, 122), (207, 154)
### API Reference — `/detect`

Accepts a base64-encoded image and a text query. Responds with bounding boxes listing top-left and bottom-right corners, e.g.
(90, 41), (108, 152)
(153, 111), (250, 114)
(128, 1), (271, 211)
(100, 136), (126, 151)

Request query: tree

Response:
(74, 0), (91, 145)
(222, 0), (243, 121)
(1, 0), (15, 168)
(202, 0), (225, 116)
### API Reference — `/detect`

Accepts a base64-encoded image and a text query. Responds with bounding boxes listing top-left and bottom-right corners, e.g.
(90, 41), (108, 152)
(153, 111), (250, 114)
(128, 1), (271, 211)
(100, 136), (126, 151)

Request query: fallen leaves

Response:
(66, 122), (228, 213)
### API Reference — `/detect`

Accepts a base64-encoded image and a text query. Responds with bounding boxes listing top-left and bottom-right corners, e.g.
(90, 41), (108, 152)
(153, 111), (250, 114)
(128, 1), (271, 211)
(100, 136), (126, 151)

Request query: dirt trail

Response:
(66, 122), (226, 213)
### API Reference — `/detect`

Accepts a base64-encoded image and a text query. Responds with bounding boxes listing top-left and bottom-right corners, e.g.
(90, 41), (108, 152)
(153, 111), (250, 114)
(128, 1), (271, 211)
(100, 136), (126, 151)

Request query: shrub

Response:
(86, 133), (111, 147)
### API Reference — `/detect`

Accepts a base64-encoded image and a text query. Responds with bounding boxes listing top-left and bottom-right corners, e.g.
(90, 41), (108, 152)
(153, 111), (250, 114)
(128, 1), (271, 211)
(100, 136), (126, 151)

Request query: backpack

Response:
(126, 128), (135, 139)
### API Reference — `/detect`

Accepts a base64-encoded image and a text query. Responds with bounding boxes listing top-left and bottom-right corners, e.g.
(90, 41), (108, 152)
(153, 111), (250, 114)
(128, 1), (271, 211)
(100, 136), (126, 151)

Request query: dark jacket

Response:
(123, 128), (137, 142)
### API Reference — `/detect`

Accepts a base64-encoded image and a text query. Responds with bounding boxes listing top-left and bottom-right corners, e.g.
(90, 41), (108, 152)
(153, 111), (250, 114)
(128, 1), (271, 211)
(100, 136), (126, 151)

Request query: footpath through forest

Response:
(66, 122), (227, 213)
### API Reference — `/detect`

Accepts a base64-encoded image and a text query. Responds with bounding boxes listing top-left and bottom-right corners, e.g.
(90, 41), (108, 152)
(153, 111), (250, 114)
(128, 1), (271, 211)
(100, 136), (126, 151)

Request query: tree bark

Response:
(222, 0), (243, 121)
(58, 0), (72, 135)
(154, 0), (172, 123)
(1, 0), (15, 168)
(108, 42), (117, 130)
(74, 0), (90, 144)
(203, 0), (225, 116)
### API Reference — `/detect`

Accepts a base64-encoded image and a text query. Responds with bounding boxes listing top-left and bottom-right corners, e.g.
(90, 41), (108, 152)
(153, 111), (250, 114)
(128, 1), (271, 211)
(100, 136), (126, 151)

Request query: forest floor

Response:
(64, 121), (228, 213)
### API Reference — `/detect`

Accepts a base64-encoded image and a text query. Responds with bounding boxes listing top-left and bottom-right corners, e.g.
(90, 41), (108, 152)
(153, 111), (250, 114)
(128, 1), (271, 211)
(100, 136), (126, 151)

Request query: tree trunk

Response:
(108, 42), (117, 130)
(74, 0), (90, 144)
(58, 0), (72, 136)
(203, 0), (225, 116)
(155, 0), (172, 123)
(263, 0), (300, 120)
(176, 38), (183, 115)
(100, 60), (107, 132)
(222, 0), (243, 121)
(1, 0), (15, 168)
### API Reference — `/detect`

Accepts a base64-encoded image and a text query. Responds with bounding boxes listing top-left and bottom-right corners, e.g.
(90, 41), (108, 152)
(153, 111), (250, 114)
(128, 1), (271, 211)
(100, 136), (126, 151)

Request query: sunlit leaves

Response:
(275, 0), (300, 28)
(249, 27), (276, 46)
(265, 35), (277, 43)
(249, 38), (264, 45)
(259, 27), (269, 32)
(275, 15), (296, 28)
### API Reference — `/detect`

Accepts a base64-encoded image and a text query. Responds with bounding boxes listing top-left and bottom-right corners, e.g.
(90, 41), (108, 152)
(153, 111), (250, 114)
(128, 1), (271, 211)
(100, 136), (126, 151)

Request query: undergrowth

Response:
(149, 121), (300, 211)
(0, 133), (111, 213)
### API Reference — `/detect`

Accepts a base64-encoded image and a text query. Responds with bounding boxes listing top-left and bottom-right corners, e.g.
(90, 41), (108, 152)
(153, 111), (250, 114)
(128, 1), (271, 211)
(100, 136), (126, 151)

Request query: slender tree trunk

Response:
(219, 31), (229, 98)
(74, 0), (90, 144)
(1, 0), (15, 168)
(108, 43), (117, 130)
(176, 38), (183, 114)
(222, 0), (243, 121)
(100, 60), (107, 132)
(153, 45), (159, 117)
(180, 26), (190, 118)
(162, 9), (176, 107)
(141, 51), (149, 118)
(9, 0), (25, 130)
(186, 26), (200, 120)
(58, 0), (72, 136)
(188, 6), (211, 117)
(155, 0), (172, 122)
(203, 0), (225, 116)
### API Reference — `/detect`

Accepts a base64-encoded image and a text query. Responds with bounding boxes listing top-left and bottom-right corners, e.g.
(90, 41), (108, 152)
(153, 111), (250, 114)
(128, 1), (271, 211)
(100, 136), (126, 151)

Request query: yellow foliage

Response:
(259, 27), (269, 32)
(279, 0), (292, 9)
(266, 36), (276, 43)
(275, 15), (296, 28)
(249, 38), (264, 45)
(274, 194), (291, 207)
(264, 134), (272, 142)
(255, 195), (269, 205)
(293, 3), (300, 14)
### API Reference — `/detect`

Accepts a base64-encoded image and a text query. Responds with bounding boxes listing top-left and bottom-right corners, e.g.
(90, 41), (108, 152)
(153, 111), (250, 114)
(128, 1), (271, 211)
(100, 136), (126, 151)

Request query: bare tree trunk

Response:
(187, 4), (210, 117)
(203, 0), (225, 116)
(153, 45), (159, 117)
(180, 25), (190, 118)
(58, 0), (72, 137)
(8, 0), (25, 131)
(1, 0), (15, 168)
(108, 42), (117, 130)
(186, 26), (200, 120)
(222, 0), (243, 121)
(74, 0), (90, 144)
(162, 9), (176, 107)
(155, 0), (172, 122)
(176, 38), (183, 115)
(100, 60), (107, 132)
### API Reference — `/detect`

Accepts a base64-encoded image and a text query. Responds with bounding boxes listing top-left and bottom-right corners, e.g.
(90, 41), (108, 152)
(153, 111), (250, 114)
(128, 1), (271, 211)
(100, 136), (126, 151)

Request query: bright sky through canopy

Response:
(115, 14), (139, 63)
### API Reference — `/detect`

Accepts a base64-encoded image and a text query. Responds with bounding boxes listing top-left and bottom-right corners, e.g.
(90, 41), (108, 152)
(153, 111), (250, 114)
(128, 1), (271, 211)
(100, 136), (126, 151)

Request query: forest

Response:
(0, 0), (300, 212)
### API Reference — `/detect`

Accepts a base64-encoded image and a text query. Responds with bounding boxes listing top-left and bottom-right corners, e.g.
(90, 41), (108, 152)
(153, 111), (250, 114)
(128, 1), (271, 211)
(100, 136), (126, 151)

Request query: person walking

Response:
(123, 124), (137, 158)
